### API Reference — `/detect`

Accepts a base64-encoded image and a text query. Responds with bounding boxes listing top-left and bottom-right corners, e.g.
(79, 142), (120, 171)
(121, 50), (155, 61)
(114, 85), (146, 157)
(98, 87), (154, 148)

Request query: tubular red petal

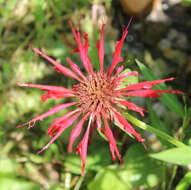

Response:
(108, 18), (133, 76)
(112, 109), (145, 144)
(66, 57), (87, 80)
(38, 111), (82, 154)
(48, 110), (82, 137)
(17, 102), (78, 128)
(76, 114), (93, 176)
(68, 113), (89, 153)
(47, 109), (79, 136)
(97, 24), (105, 73)
(102, 110), (122, 162)
(17, 83), (75, 93)
(41, 92), (75, 102)
(83, 32), (89, 52)
(79, 30), (94, 74)
(123, 89), (184, 98)
(96, 113), (104, 133)
(118, 78), (175, 92)
(108, 42), (124, 77)
(19, 82), (77, 102)
(18, 83), (76, 102)
(108, 17), (133, 76)
(113, 65), (124, 78)
(69, 21), (94, 75)
(116, 100), (144, 116)
(30, 46), (82, 82)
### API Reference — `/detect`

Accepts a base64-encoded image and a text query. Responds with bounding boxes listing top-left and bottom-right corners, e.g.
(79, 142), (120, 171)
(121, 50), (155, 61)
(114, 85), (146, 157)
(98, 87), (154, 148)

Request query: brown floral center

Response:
(75, 72), (118, 114)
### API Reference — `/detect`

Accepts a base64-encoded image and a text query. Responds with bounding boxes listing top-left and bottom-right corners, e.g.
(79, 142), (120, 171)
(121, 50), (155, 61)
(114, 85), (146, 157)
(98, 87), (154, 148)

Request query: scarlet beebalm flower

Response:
(18, 19), (183, 176)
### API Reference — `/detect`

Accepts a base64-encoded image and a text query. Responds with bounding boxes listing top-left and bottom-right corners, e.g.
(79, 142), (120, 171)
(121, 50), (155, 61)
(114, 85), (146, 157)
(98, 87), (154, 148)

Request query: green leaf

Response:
(64, 153), (109, 175)
(0, 158), (17, 176)
(176, 171), (191, 190)
(64, 142), (112, 175)
(188, 106), (191, 118)
(147, 101), (172, 147)
(28, 154), (46, 164)
(2, 62), (12, 81)
(33, 0), (46, 21)
(88, 168), (131, 190)
(88, 144), (163, 190)
(150, 147), (191, 165)
(48, 41), (67, 60)
(0, 105), (11, 125)
(118, 68), (138, 89)
(49, 184), (64, 190)
(0, 177), (40, 190)
(147, 101), (164, 130)
(0, 141), (14, 155)
(0, 72), (2, 87)
(122, 144), (163, 188)
(124, 113), (187, 148)
(64, 155), (82, 175)
(135, 59), (184, 117)
(182, 0), (191, 6)
(88, 47), (99, 70)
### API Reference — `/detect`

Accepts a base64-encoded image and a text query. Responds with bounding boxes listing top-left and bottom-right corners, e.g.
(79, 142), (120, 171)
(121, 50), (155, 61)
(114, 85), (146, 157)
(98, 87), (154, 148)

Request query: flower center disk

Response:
(75, 72), (117, 114)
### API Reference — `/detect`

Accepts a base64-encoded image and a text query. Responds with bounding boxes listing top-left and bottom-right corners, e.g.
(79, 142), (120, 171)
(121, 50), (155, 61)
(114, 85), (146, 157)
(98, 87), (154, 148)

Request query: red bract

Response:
(18, 18), (183, 176)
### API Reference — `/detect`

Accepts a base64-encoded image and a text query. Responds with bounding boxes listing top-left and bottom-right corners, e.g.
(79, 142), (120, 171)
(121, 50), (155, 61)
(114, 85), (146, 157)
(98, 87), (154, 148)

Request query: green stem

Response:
(179, 96), (189, 140)
(161, 162), (166, 190)
(167, 165), (178, 190)
(124, 113), (187, 148)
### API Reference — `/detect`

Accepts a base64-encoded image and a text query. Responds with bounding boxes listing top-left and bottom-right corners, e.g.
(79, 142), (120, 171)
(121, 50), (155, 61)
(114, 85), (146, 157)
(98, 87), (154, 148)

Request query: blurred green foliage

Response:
(0, 0), (191, 189)
(182, 0), (191, 6)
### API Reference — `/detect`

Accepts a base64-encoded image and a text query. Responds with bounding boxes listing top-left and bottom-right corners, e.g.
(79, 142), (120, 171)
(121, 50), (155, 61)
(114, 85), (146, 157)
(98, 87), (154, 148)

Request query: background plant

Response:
(0, 0), (191, 189)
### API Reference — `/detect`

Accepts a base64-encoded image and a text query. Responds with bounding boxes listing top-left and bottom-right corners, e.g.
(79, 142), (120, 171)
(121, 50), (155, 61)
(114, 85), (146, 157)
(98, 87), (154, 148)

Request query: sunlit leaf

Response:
(123, 144), (163, 188)
(0, 177), (40, 190)
(88, 169), (131, 190)
(150, 147), (191, 165)
(118, 68), (138, 89)
(0, 158), (17, 176)
(176, 171), (191, 190)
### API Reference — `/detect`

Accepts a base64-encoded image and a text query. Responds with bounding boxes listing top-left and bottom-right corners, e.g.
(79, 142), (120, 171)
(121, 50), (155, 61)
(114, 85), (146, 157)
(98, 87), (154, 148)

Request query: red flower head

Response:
(18, 18), (183, 176)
